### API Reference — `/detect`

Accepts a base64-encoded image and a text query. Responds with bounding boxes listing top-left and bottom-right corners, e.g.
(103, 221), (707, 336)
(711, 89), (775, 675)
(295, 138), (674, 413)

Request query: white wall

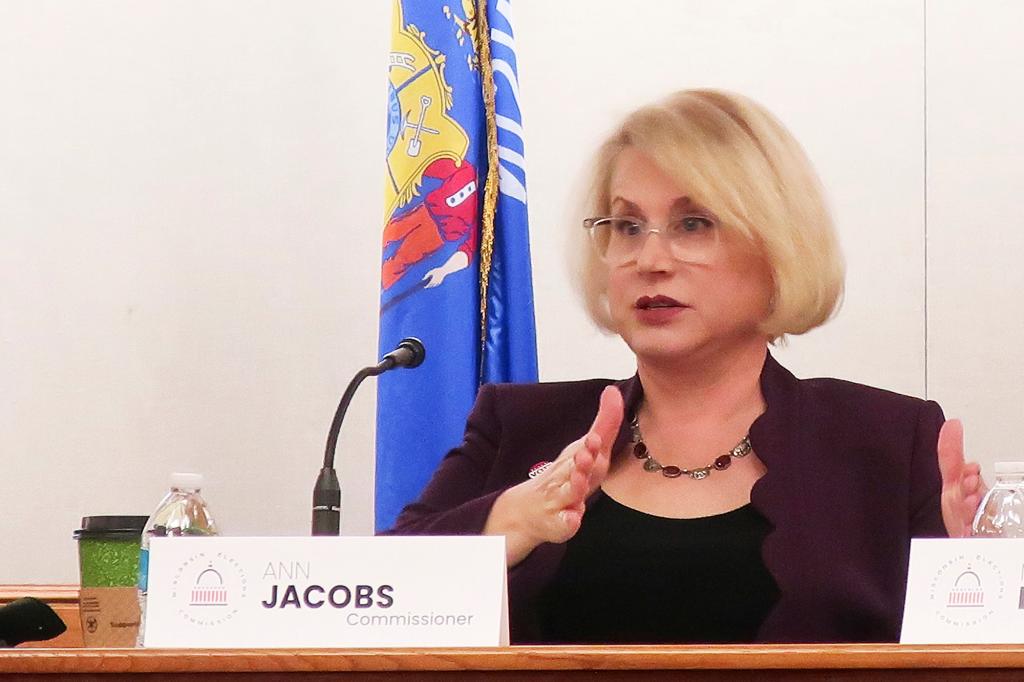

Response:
(926, 0), (1024, 477)
(1, 0), (392, 581)
(0, 0), (1015, 583)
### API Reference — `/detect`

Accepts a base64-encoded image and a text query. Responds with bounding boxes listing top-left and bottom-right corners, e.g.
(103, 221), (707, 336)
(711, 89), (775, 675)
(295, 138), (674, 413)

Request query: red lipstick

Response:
(634, 295), (689, 324)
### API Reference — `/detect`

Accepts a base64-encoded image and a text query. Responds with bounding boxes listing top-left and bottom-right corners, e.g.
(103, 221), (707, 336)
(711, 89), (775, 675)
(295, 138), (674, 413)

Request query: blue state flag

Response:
(376, 0), (538, 531)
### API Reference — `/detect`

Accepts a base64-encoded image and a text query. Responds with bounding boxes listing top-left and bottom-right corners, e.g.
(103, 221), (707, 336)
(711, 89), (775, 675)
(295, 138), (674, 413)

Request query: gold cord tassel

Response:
(474, 0), (499, 379)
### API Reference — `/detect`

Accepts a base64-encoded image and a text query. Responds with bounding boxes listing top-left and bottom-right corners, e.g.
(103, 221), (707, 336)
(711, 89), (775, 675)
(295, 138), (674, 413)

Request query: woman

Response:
(386, 90), (985, 644)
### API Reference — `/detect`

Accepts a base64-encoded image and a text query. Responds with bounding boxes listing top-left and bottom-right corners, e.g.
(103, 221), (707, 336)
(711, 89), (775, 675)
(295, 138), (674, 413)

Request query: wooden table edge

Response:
(4, 644), (1024, 673)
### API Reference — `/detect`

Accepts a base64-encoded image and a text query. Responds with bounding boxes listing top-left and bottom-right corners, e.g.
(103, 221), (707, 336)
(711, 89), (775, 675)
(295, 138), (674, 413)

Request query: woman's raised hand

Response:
(937, 419), (988, 538)
(484, 386), (624, 567)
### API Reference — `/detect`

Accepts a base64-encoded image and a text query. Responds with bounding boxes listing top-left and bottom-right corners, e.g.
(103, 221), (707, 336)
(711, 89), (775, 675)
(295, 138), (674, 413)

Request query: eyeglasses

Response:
(583, 215), (721, 265)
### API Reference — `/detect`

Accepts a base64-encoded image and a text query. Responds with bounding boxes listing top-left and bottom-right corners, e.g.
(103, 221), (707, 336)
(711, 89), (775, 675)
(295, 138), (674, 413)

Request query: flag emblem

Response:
(376, 0), (537, 531)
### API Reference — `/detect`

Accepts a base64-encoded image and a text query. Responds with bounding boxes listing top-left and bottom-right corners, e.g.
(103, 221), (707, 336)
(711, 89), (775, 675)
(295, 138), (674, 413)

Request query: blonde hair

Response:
(575, 89), (844, 341)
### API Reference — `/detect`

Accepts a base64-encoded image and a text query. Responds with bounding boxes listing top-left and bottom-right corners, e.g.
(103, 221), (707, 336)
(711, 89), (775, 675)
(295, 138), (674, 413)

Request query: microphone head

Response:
(396, 337), (426, 368)
(0, 597), (67, 647)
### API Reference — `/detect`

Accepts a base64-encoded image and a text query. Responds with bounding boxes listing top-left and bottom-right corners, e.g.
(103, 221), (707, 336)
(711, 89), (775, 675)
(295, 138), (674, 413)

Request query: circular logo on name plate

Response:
(169, 551), (248, 627)
(927, 552), (1005, 627)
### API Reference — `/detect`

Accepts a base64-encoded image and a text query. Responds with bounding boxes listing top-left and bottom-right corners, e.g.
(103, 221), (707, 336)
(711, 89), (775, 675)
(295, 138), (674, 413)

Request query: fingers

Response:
(568, 454), (591, 500)
(553, 385), (624, 469)
(547, 438), (601, 522)
(533, 387), (626, 545)
(581, 431), (614, 493)
(558, 505), (584, 538)
(937, 419), (965, 486)
(938, 419), (986, 499)
(586, 387), (624, 487)
(975, 471), (990, 499)
(960, 461), (987, 503)
(547, 448), (593, 508)
(589, 387), (625, 455)
(936, 418), (987, 538)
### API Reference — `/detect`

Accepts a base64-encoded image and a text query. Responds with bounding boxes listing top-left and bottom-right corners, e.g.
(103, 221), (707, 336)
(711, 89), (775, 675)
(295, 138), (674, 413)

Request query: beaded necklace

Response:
(630, 415), (751, 480)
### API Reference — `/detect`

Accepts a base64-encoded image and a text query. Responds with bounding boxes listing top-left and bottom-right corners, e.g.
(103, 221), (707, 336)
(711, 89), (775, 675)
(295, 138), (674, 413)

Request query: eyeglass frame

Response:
(582, 214), (722, 265)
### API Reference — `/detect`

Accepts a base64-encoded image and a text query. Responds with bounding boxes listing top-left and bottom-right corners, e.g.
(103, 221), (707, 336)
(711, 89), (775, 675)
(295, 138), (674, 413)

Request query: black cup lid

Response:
(73, 515), (148, 539)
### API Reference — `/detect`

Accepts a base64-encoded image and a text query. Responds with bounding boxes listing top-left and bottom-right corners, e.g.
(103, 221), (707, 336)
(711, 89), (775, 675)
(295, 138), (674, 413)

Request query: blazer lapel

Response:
(749, 351), (806, 641)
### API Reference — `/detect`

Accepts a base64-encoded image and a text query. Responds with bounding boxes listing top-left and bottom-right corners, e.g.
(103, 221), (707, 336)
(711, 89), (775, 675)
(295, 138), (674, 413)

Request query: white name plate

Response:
(143, 536), (507, 648)
(901, 538), (1024, 644)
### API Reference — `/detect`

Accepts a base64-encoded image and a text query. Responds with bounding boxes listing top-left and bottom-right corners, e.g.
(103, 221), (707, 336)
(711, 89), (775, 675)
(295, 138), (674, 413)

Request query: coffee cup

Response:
(73, 516), (147, 647)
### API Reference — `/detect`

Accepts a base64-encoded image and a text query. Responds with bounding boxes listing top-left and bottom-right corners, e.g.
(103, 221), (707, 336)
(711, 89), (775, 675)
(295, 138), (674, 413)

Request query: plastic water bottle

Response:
(136, 472), (219, 646)
(971, 462), (1024, 537)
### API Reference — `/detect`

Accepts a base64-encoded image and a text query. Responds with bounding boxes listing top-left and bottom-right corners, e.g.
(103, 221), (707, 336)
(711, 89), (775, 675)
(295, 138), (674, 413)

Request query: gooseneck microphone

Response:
(312, 337), (426, 536)
(0, 597), (67, 647)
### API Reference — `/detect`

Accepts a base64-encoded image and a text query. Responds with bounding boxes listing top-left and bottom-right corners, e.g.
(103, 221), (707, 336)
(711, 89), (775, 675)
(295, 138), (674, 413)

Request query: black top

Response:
(537, 493), (779, 644)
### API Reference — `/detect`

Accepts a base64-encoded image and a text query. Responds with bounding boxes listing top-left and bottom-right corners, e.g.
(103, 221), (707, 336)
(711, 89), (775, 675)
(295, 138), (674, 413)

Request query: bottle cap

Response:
(170, 472), (204, 490)
(994, 462), (1024, 475)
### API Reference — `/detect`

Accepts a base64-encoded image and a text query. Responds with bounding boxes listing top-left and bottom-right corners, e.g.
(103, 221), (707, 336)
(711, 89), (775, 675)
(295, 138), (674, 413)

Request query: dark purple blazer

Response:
(387, 353), (947, 643)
